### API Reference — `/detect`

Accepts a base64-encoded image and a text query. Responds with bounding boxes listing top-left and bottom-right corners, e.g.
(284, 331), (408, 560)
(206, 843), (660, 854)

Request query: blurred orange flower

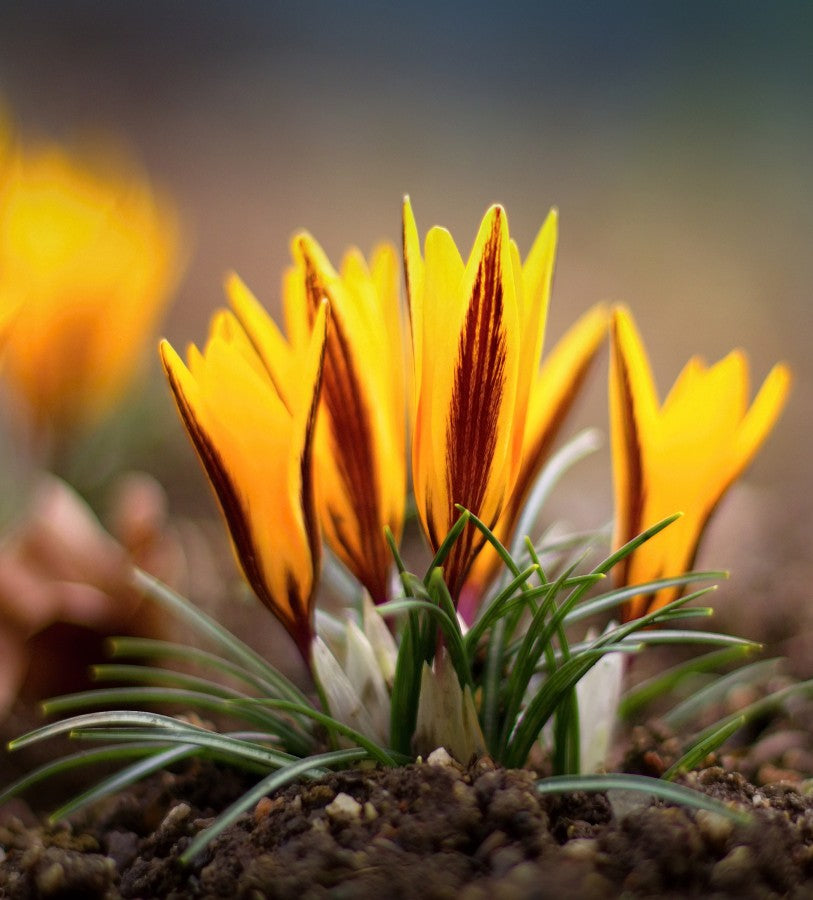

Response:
(0, 127), (182, 437)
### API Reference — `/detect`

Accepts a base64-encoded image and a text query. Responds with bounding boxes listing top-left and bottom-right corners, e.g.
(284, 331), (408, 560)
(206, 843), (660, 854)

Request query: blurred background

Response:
(0, 1), (811, 658)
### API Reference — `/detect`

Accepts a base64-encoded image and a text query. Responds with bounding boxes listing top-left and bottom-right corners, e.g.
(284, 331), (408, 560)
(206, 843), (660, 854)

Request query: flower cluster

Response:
(161, 200), (790, 663)
(2, 193), (794, 850)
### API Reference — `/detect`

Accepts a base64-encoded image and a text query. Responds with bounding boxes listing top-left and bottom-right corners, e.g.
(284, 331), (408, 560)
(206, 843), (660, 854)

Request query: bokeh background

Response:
(1, 1), (811, 651)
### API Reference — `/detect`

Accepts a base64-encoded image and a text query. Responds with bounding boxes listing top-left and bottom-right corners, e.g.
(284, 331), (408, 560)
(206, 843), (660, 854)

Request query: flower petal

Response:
(512, 208), (557, 451)
(402, 195), (425, 411)
(428, 206), (520, 592)
(611, 308), (791, 621)
(225, 271), (296, 414)
(159, 302), (328, 657)
(293, 233), (404, 602)
(609, 307), (652, 587)
(463, 303), (608, 600)
(734, 362), (791, 478)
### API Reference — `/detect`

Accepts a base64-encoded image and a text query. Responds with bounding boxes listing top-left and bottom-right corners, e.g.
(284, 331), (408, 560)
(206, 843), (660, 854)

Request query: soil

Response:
(3, 651), (813, 899)
(3, 724), (813, 900)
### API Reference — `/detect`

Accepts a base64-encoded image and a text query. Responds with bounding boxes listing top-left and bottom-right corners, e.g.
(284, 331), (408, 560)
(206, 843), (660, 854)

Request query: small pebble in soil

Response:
(325, 792), (363, 820)
(426, 747), (455, 768)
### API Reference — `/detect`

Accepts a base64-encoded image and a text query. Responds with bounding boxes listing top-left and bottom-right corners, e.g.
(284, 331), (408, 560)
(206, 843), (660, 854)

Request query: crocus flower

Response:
(160, 302), (328, 659)
(0, 132), (181, 437)
(610, 306), (791, 620)
(270, 234), (407, 603)
(404, 198), (572, 598)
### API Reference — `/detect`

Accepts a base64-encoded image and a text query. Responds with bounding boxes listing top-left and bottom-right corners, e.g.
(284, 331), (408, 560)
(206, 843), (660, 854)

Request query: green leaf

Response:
(426, 569), (471, 688)
(0, 744), (166, 808)
(50, 744), (199, 821)
(427, 510), (470, 572)
(42, 686), (308, 749)
(563, 571), (726, 625)
(228, 701), (402, 768)
(129, 569), (309, 706)
(106, 637), (308, 701)
(619, 645), (759, 719)
(663, 716), (746, 781)
(662, 657), (783, 731)
(536, 773), (750, 825)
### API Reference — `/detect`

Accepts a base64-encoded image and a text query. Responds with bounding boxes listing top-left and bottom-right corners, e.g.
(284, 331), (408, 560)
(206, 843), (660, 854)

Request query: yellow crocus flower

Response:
(0, 135), (181, 436)
(461, 302), (609, 612)
(610, 306), (791, 620)
(404, 198), (565, 598)
(270, 233), (407, 603)
(159, 302), (328, 659)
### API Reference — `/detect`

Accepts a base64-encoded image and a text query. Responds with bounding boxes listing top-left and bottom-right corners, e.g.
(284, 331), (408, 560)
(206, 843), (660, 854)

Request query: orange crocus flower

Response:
(610, 306), (791, 620)
(160, 303), (328, 659)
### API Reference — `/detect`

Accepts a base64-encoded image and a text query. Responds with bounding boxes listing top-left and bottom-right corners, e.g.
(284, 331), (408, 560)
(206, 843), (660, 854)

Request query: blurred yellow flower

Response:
(404, 198), (569, 598)
(160, 303), (328, 659)
(610, 307), (791, 620)
(0, 301), (16, 351)
(0, 133), (181, 436)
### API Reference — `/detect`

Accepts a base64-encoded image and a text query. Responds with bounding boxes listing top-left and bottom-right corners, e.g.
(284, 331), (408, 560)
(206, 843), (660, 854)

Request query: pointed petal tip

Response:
(157, 337), (173, 367)
(290, 230), (316, 261)
(158, 338), (189, 375)
(483, 203), (506, 226)
(223, 269), (244, 294)
(402, 195), (418, 235)
(772, 361), (793, 392)
(611, 303), (632, 325)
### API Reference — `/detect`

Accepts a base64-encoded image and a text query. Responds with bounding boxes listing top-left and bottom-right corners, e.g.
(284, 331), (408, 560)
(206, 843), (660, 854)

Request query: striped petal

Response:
(410, 204), (521, 596)
(290, 233), (406, 602)
(402, 196), (424, 417)
(463, 303), (609, 603)
(610, 307), (791, 620)
(160, 302), (328, 659)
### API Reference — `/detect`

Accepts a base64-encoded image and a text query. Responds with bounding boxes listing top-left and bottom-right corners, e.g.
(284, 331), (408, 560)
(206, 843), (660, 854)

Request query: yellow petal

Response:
(159, 301), (327, 657)
(292, 233), (406, 602)
(419, 205), (521, 594)
(463, 303), (608, 601)
(226, 271), (296, 413)
(734, 362), (791, 478)
(402, 196), (424, 412)
(513, 208), (557, 446)
(609, 307), (652, 584)
(611, 308), (791, 620)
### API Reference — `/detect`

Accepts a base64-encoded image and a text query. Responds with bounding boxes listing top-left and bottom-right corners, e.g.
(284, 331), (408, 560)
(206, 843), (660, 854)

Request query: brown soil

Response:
(3, 665), (813, 899)
(2, 746), (813, 900)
